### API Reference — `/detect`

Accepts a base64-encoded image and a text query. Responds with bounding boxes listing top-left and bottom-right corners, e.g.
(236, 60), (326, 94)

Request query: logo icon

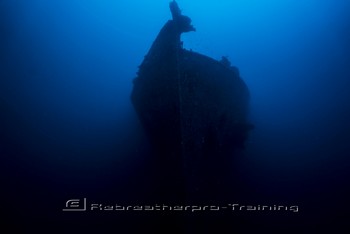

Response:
(63, 198), (87, 211)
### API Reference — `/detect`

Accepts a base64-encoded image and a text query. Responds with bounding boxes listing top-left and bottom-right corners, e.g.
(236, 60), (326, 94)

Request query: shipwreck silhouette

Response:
(131, 1), (253, 203)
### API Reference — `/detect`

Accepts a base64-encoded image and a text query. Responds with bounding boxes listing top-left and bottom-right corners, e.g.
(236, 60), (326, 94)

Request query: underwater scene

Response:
(1, 0), (350, 233)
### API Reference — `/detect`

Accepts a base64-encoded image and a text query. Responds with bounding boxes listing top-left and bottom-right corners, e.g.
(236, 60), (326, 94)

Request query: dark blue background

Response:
(1, 0), (349, 232)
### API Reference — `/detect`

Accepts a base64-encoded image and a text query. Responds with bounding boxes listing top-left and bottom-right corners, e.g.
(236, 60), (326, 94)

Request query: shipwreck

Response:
(131, 1), (253, 202)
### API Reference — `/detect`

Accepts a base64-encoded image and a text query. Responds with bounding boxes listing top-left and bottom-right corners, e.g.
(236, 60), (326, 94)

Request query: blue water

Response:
(1, 0), (349, 232)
